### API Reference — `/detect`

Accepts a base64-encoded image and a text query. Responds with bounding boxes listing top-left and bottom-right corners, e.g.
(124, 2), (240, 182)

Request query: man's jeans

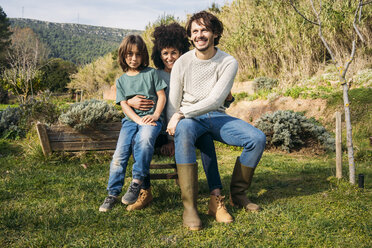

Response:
(175, 111), (266, 168)
(106, 118), (162, 196)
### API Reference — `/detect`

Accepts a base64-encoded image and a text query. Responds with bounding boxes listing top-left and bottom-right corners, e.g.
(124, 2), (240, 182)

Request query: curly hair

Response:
(118, 35), (149, 72)
(151, 22), (190, 69)
(186, 11), (223, 46)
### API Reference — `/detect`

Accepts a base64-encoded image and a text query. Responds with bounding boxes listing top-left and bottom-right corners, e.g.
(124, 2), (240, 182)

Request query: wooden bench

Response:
(36, 122), (178, 180)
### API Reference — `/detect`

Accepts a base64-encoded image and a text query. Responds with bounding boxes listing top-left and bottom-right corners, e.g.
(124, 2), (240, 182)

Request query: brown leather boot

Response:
(207, 195), (234, 223)
(126, 188), (153, 211)
(177, 163), (202, 231)
(230, 157), (260, 212)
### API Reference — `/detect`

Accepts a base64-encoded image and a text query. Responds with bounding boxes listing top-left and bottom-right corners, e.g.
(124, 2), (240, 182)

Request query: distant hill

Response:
(10, 18), (142, 64)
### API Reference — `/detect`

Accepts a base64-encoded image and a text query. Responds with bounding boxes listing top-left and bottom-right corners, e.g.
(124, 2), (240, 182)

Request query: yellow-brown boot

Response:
(230, 157), (260, 212)
(207, 195), (234, 223)
(177, 163), (202, 231)
(126, 188), (153, 211)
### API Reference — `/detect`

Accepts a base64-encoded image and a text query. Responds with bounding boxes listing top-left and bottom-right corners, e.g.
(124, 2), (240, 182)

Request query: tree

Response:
(1, 27), (49, 103)
(40, 58), (77, 92)
(289, 0), (372, 184)
(0, 6), (12, 69)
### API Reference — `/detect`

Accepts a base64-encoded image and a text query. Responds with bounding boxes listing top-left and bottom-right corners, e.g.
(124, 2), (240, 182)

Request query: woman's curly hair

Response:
(151, 22), (190, 69)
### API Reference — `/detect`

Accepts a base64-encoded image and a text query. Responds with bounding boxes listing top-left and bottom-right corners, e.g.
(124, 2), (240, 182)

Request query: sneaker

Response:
(122, 181), (142, 205)
(126, 188), (153, 211)
(99, 195), (118, 212)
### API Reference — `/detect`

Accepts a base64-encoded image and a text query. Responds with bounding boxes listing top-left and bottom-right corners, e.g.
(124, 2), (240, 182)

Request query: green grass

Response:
(1, 138), (371, 247)
(0, 104), (19, 111)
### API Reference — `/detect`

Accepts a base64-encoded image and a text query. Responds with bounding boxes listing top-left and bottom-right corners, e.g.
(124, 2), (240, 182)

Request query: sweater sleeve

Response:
(166, 59), (184, 123)
(180, 58), (238, 118)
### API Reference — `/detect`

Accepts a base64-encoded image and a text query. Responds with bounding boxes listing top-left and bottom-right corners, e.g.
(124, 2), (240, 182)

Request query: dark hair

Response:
(151, 22), (190, 69)
(118, 35), (149, 72)
(186, 11), (223, 46)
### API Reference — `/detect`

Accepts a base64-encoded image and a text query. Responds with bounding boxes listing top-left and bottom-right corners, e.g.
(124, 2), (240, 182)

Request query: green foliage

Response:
(9, 18), (141, 65)
(0, 6), (12, 69)
(0, 106), (24, 139)
(254, 77), (278, 91)
(40, 58), (78, 92)
(20, 94), (61, 125)
(284, 86), (305, 99)
(59, 99), (122, 131)
(255, 110), (335, 152)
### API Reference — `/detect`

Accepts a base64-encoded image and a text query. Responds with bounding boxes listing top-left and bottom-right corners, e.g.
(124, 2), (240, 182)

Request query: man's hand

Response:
(127, 95), (154, 111)
(166, 113), (184, 136)
(160, 140), (175, 157)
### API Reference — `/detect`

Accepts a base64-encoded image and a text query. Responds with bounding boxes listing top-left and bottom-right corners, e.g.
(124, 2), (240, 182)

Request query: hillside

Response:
(9, 18), (142, 64)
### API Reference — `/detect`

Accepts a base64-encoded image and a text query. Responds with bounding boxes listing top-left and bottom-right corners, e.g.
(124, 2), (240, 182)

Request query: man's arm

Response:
(127, 95), (154, 111)
(180, 58), (238, 118)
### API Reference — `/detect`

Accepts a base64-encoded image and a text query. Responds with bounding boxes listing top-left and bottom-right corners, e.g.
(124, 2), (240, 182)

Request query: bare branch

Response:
(361, 1), (372, 6)
(342, 40), (357, 79)
(289, 0), (319, 26)
(353, 0), (365, 42)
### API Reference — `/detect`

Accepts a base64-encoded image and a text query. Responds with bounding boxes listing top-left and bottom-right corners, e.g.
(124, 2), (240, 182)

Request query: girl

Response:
(99, 35), (167, 212)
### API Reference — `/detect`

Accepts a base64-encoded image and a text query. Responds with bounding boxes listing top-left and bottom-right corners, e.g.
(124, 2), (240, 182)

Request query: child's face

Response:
(125, 45), (142, 71)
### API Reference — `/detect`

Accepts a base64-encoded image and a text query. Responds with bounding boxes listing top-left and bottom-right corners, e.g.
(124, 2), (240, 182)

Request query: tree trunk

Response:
(341, 78), (355, 184)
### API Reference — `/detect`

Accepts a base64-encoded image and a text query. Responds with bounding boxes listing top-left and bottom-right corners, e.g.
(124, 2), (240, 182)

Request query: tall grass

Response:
(218, 0), (372, 82)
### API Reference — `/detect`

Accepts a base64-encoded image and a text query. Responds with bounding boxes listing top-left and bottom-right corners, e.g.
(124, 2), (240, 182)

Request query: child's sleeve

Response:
(153, 69), (168, 92)
(115, 78), (127, 105)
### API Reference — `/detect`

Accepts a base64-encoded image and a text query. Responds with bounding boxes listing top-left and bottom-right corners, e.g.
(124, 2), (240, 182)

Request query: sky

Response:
(0, 0), (233, 30)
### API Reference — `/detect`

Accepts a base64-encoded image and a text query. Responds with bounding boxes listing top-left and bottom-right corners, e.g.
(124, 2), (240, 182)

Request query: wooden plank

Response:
(50, 141), (117, 151)
(150, 173), (178, 180)
(36, 122), (52, 156)
(48, 131), (120, 142)
(150, 163), (176, 169)
(47, 122), (121, 133)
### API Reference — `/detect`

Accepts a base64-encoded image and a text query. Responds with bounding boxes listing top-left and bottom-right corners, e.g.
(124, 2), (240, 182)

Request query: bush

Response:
(254, 77), (278, 91)
(0, 106), (25, 139)
(59, 99), (122, 131)
(255, 110), (335, 152)
(20, 94), (61, 125)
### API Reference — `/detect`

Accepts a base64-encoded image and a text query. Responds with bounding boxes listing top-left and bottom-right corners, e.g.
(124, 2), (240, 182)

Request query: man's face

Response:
(190, 19), (217, 52)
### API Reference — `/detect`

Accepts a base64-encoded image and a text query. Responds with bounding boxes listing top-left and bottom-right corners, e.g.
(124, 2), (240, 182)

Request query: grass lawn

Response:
(0, 139), (371, 247)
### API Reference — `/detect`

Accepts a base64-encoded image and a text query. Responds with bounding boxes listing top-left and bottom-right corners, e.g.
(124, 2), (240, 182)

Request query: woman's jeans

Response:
(141, 132), (223, 192)
(106, 118), (162, 196)
(175, 111), (266, 168)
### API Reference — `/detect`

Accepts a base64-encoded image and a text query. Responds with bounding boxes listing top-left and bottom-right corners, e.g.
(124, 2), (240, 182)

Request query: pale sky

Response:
(0, 0), (233, 30)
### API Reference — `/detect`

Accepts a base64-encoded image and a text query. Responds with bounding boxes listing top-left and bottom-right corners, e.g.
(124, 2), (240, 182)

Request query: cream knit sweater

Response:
(167, 48), (238, 121)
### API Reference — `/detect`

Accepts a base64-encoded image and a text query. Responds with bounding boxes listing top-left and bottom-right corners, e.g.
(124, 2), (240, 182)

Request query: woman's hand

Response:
(166, 113), (184, 136)
(127, 95), (154, 111)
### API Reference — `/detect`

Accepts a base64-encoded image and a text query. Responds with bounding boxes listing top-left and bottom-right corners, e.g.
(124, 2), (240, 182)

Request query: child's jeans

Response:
(106, 118), (162, 196)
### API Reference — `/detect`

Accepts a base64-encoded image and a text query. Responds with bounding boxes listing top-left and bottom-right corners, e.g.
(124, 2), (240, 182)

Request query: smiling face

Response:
(125, 44), (142, 71)
(160, 47), (181, 73)
(190, 19), (217, 53)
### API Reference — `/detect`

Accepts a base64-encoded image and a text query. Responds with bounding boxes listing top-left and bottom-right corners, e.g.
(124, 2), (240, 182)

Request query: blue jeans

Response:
(175, 111), (266, 168)
(106, 118), (162, 196)
(141, 133), (222, 191)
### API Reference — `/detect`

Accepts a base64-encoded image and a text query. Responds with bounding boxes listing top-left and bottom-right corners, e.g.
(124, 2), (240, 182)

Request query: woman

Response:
(126, 23), (233, 224)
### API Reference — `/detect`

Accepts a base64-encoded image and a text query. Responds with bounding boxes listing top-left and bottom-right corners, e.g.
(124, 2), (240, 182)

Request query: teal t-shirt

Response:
(116, 67), (167, 121)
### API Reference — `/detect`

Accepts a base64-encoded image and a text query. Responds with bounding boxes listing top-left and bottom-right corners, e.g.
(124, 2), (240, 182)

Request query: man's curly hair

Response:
(151, 22), (190, 69)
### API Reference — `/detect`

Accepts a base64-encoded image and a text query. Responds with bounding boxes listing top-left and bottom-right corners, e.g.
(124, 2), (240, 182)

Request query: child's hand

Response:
(142, 114), (159, 124)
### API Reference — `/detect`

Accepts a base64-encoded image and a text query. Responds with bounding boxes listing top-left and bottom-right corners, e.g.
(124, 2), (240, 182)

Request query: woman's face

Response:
(160, 47), (181, 73)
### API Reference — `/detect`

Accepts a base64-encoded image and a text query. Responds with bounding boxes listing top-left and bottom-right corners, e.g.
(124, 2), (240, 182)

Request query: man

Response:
(166, 11), (266, 231)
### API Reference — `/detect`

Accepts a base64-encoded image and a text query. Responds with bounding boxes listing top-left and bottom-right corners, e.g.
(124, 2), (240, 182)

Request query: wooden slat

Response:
(47, 122), (121, 133)
(150, 173), (178, 180)
(36, 122), (52, 156)
(149, 163), (176, 169)
(50, 141), (117, 151)
(48, 131), (120, 142)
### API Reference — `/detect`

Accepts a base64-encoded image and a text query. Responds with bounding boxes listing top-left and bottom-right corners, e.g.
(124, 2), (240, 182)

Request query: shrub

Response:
(0, 106), (25, 139)
(59, 99), (122, 131)
(20, 94), (61, 125)
(255, 110), (335, 152)
(254, 77), (278, 91)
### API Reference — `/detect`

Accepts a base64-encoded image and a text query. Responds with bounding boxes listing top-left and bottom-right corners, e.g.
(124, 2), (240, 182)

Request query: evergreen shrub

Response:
(0, 107), (24, 139)
(255, 110), (335, 152)
(254, 77), (278, 91)
(20, 95), (61, 125)
(59, 99), (122, 131)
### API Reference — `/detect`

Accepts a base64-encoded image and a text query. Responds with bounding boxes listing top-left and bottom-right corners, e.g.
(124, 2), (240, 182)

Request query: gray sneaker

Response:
(99, 195), (118, 212)
(122, 182), (141, 205)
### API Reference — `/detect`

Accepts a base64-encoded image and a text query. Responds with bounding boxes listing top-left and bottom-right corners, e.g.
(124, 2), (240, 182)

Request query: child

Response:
(99, 35), (167, 212)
